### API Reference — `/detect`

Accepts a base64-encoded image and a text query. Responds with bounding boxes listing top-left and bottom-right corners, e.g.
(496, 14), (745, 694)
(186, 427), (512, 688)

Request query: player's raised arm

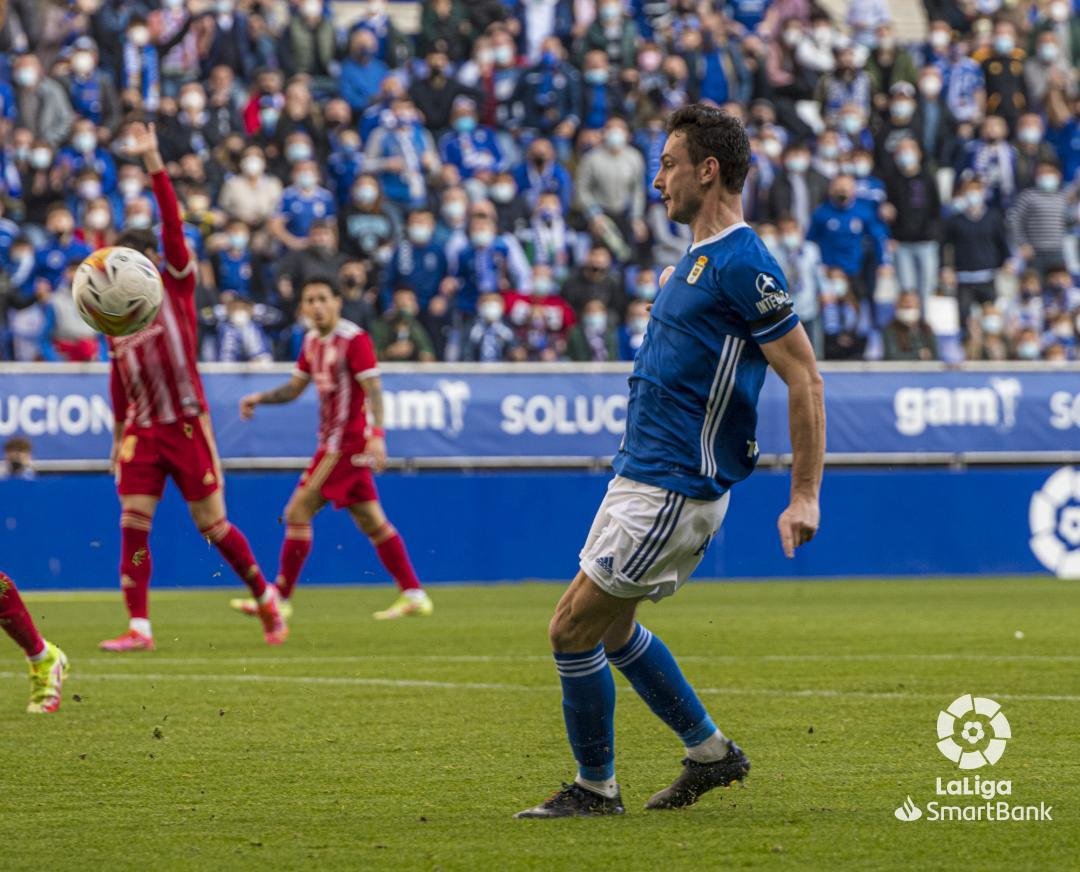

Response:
(240, 373), (310, 420)
(124, 122), (193, 283)
(760, 325), (825, 558)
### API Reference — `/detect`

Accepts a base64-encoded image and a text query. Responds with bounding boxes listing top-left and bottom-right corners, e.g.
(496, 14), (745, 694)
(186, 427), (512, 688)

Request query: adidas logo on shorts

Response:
(595, 555), (615, 574)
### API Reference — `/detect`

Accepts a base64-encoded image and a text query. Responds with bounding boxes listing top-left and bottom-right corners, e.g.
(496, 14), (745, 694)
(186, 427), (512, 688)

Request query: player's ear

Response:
(699, 156), (718, 185)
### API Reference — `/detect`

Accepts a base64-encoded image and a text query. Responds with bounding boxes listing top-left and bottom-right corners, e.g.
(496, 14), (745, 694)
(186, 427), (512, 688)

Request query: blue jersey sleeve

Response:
(716, 244), (799, 344)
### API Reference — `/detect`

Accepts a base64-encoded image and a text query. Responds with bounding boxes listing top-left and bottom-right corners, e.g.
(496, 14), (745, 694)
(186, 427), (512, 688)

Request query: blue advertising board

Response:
(1, 365), (1079, 463)
(0, 465), (1067, 588)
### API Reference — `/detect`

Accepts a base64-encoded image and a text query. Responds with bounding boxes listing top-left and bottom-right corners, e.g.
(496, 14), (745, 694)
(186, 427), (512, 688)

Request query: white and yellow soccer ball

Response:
(72, 246), (164, 336)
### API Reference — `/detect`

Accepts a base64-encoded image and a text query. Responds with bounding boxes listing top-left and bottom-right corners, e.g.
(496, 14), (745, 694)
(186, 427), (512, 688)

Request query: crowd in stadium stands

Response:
(0, 0), (1078, 364)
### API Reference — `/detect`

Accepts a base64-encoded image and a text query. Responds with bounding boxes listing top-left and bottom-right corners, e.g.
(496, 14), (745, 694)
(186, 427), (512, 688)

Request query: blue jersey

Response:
(614, 223), (798, 500)
(277, 185), (336, 239)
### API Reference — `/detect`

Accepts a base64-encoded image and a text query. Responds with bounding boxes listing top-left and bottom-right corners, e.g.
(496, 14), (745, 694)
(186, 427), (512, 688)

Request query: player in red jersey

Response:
(231, 278), (433, 621)
(0, 572), (68, 712)
(100, 122), (287, 651)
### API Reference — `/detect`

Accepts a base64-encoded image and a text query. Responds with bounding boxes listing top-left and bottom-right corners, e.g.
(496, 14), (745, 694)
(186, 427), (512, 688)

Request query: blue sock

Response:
(607, 624), (718, 748)
(553, 644), (616, 781)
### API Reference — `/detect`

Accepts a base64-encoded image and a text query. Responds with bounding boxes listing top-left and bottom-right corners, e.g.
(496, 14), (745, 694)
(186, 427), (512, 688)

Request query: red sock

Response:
(201, 519), (268, 598)
(277, 523), (312, 600)
(372, 523), (421, 592)
(120, 509), (153, 620)
(0, 573), (45, 658)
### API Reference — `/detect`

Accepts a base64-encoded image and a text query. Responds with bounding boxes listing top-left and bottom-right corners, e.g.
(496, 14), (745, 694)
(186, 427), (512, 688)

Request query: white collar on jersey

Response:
(688, 221), (750, 253)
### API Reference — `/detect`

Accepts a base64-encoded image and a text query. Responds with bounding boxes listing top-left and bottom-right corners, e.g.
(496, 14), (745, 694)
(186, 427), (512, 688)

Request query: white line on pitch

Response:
(3, 672), (1080, 703)
(71, 652), (1080, 667)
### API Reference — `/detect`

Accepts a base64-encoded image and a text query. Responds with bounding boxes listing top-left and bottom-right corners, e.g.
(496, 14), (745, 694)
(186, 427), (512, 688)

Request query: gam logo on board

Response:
(893, 378), (1021, 436)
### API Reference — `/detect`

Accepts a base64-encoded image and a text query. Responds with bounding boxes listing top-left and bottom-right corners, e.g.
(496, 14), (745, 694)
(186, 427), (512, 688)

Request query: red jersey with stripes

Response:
(295, 320), (380, 452)
(107, 170), (204, 428)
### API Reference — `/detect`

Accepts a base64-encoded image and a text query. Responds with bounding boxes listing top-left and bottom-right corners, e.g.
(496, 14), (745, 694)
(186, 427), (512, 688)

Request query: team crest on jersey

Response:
(687, 256), (708, 285)
(754, 272), (790, 315)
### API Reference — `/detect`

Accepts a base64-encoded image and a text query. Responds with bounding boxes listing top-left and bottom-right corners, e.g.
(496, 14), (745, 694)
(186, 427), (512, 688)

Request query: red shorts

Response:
(300, 447), (379, 509)
(116, 415), (222, 502)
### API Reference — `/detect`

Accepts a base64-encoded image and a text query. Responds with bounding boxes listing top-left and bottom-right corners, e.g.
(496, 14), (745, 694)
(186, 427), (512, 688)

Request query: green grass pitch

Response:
(2, 579), (1078, 870)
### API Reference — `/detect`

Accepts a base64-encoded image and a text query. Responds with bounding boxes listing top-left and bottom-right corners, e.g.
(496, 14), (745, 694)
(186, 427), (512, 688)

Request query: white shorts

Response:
(579, 476), (730, 602)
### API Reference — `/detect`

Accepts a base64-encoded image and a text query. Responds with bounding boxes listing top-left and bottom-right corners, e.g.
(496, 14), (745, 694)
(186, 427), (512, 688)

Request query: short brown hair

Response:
(667, 104), (751, 194)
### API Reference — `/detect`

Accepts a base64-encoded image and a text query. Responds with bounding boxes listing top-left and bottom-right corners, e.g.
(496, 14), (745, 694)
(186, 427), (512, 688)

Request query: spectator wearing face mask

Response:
(438, 97), (504, 191)
(67, 168), (107, 226)
(511, 37), (582, 135)
(576, 51), (623, 131)
(279, 0), (337, 96)
(326, 128), (366, 211)
(158, 83), (215, 163)
(820, 267), (869, 360)
(1014, 114), (1060, 192)
(78, 195), (117, 250)
(340, 28), (390, 114)
(0, 438), (34, 481)
(364, 99), (442, 210)
(767, 142), (829, 230)
(774, 215), (825, 355)
(807, 174), (891, 307)
(965, 302), (1012, 361)
(1025, 32), (1075, 114)
(943, 178), (1011, 321)
(329, 261), (374, 335)
(34, 205), (91, 292)
(978, 20), (1028, 131)
(200, 1), (257, 85)
(505, 261), (576, 337)
(1012, 326), (1043, 361)
(1041, 265), (1080, 322)
(846, 147), (887, 206)
(962, 115), (1019, 209)
(382, 210), (447, 311)
(866, 25), (918, 110)
(618, 299), (650, 361)
(565, 299), (617, 362)
(372, 288), (437, 363)
(214, 294), (275, 363)
(516, 192), (580, 280)
(816, 39), (872, 128)
(487, 172), (531, 238)
(449, 213), (533, 317)
(463, 291), (518, 362)
(882, 138), (941, 303)
(119, 16), (162, 115)
(340, 174), (402, 269)
(276, 219), (349, 308)
(242, 68), (285, 139)
(1042, 311), (1077, 359)
(914, 65), (958, 171)
(562, 245), (626, 316)
(875, 81), (923, 175)
(269, 160), (336, 252)
(272, 83), (327, 171)
(882, 291), (938, 361)
(211, 219), (257, 299)
(62, 38), (121, 133)
(575, 116), (647, 262)
(512, 137), (573, 214)
(1009, 160), (1070, 278)
(219, 146), (283, 227)
(1002, 269), (1047, 336)
(12, 54), (74, 148)
(411, 49), (473, 135)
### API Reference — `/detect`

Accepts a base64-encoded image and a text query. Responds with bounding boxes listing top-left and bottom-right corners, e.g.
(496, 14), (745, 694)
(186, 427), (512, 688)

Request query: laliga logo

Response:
(1029, 467), (1080, 578)
(936, 694), (1010, 770)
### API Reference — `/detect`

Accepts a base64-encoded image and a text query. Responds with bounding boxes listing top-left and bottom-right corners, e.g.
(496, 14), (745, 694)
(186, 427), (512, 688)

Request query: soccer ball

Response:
(72, 246), (164, 337)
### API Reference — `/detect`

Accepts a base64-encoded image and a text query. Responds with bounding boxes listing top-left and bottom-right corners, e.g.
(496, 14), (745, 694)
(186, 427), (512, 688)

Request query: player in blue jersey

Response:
(516, 105), (826, 819)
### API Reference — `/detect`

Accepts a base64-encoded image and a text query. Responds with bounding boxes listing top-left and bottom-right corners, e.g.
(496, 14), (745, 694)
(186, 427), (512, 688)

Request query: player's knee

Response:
(548, 607), (592, 653)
